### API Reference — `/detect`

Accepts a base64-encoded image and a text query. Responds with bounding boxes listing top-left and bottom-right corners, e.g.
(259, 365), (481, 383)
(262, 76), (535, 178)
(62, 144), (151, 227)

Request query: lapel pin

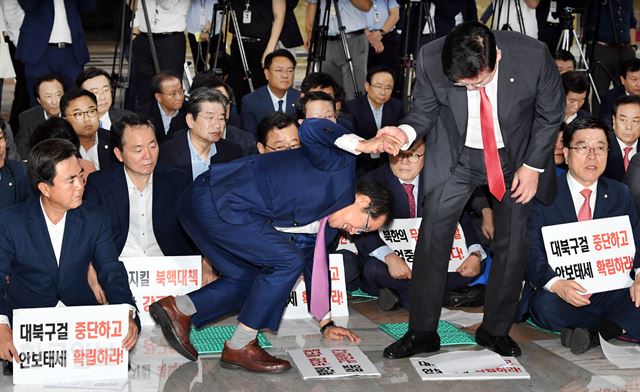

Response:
(104, 145), (109, 149)
(509, 78), (515, 83)
(604, 194), (608, 199)
(8, 182), (13, 187)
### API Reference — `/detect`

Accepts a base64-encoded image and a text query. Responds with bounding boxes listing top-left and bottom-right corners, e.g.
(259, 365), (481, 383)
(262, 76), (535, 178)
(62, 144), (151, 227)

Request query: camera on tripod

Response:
(559, 7), (575, 30)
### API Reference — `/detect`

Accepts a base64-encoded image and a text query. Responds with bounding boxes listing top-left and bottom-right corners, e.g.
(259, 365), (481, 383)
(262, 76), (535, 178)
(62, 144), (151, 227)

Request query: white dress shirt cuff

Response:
(398, 125), (417, 150)
(0, 315), (9, 326)
(370, 245), (395, 263)
(467, 244), (487, 261)
(322, 312), (332, 321)
(544, 276), (561, 292)
(335, 134), (364, 155)
(523, 163), (544, 173)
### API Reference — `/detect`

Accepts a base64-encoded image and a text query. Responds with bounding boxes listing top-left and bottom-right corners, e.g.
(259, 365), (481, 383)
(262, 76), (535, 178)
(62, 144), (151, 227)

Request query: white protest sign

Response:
(12, 304), (129, 385)
(282, 254), (348, 319)
(121, 255), (202, 326)
(541, 216), (635, 294)
(339, 218), (468, 272)
(287, 346), (381, 380)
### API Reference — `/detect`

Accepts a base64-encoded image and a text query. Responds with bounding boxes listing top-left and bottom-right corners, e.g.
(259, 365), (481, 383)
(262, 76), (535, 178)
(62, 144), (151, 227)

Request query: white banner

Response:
(12, 305), (130, 385)
(541, 216), (636, 294)
(282, 254), (348, 319)
(121, 256), (202, 326)
(288, 346), (380, 380)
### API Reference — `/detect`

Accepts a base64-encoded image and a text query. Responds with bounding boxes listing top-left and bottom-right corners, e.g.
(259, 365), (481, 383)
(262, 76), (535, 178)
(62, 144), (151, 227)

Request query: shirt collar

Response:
(39, 196), (67, 228)
(267, 86), (288, 109)
(367, 95), (384, 113)
(615, 136), (638, 152)
(566, 170), (598, 200)
(123, 166), (153, 193)
(187, 130), (217, 162)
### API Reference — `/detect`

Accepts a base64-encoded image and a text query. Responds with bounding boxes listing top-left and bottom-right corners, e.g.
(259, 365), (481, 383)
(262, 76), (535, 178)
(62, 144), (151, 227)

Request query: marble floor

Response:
(1, 298), (639, 392)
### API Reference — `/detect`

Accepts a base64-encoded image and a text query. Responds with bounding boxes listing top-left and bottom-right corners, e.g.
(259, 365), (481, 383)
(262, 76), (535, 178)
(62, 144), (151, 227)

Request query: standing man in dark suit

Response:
(76, 67), (131, 131)
(598, 59), (640, 130)
(523, 117), (640, 354)
(241, 49), (301, 138)
(60, 88), (115, 172)
(0, 124), (31, 210)
(15, 0), (95, 106)
(0, 138), (139, 363)
(136, 72), (188, 145)
(159, 88), (243, 180)
(380, 22), (565, 358)
(148, 117), (398, 372)
(603, 95), (640, 182)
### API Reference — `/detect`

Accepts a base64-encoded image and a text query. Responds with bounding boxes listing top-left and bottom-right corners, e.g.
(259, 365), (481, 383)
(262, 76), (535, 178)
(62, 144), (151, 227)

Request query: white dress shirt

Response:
(267, 86), (289, 112)
(79, 134), (100, 170)
(0, 0), (24, 44)
(99, 112), (112, 131)
(134, 0), (189, 33)
(49, 0), (72, 44)
(367, 97), (384, 130)
(616, 137), (638, 162)
(465, 66), (504, 149)
(120, 171), (163, 257)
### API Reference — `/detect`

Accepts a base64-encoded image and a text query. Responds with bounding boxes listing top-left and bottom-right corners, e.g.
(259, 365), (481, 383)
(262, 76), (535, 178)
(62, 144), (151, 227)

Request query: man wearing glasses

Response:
(149, 116), (401, 373)
(61, 88), (115, 171)
(521, 117), (640, 355)
(378, 22), (565, 358)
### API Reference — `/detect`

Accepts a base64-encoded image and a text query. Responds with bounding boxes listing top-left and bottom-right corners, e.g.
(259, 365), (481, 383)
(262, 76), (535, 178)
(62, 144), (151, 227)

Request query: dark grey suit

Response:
(403, 31), (565, 336)
(16, 106), (47, 159)
(225, 125), (258, 156)
(103, 107), (132, 130)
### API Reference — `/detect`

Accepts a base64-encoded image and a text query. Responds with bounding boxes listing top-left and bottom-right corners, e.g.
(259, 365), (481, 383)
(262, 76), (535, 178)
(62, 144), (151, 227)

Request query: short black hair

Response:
(34, 73), (65, 100)
(296, 91), (335, 120)
(553, 50), (576, 68)
(355, 179), (393, 225)
(561, 71), (589, 95)
(29, 117), (81, 150)
(263, 49), (297, 69)
(59, 88), (98, 116)
(300, 72), (341, 96)
(256, 112), (298, 145)
(151, 71), (181, 94)
(190, 71), (235, 104)
(75, 67), (112, 88)
(442, 22), (497, 82)
(613, 94), (640, 116)
(366, 66), (395, 84)
(186, 87), (229, 120)
(562, 117), (609, 148)
(28, 138), (78, 191)
(111, 113), (156, 150)
(0, 116), (5, 132)
(620, 58), (640, 79)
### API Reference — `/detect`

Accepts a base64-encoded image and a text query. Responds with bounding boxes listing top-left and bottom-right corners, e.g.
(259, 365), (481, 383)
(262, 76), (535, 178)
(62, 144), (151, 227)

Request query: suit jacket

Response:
(0, 196), (136, 324)
(159, 129), (244, 176)
(0, 160), (33, 210)
(598, 85), (625, 130)
(16, 105), (47, 159)
(226, 125), (258, 156)
(404, 31), (565, 204)
(240, 86), (301, 137)
(603, 131), (628, 182)
(84, 162), (196, 256)
(136, 101), (188, 144)
(626, 153), (640, 212)
(106, 107), (132, 130)
(526, 172), (640, 290)
(342, 94), (405, 139)
(15, 0), (94, 65)
(95, 128), (116, 171)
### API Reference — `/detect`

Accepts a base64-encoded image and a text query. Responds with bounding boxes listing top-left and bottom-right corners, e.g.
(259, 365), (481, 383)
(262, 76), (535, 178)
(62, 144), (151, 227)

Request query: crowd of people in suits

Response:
(0, 0), (639, 376)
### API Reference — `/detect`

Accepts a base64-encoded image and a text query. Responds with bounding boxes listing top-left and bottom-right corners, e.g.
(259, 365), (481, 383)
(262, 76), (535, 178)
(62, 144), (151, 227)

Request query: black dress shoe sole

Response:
(220, 359), (291, 373)
(475, 334), (522, 357)
(560, 328), (573, 348)
(570, 328), (599, 354)
(382, 341), (440, 359)
(149, 302), (198, 361)
(378, 288), (401, 311)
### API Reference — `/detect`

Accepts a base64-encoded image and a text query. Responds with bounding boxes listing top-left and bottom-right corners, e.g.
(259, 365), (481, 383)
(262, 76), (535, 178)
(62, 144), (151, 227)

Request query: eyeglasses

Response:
(69, 108), (98, 121)
(161, 89), (185, 98)
(370, 84), (393, 92)
(397, 152), (424, 163)
(355, 208), (372, 235)
(265, 143), (301, 151)
(567, 144), (609, 156)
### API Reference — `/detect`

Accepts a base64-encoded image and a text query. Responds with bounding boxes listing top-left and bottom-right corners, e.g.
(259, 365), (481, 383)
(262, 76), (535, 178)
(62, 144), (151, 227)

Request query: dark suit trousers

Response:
(529, 289), (640, 339)
(410, 147), (531, 336)
(591, 45), (635, 114)
(24, 46), (82, 106)
(228, 37), (268, 111)
(178, 175), (304, 331)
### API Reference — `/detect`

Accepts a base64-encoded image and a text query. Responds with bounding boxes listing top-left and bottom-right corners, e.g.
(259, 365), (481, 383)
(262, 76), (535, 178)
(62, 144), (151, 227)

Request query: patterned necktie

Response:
(577, 189), (592, 221)
(278, 99), (284, 113)
(479, 87), (506, 201)
(623, 146), (633, 172)
(310, 217), (330, 320)
(402, 183), (416, 218)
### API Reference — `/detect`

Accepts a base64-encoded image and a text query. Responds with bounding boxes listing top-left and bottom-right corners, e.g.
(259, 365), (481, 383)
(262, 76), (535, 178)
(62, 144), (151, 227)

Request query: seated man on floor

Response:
(354, 138), (487, 310)
(0, 139), (139, 362)
(522, 117), (640, 354)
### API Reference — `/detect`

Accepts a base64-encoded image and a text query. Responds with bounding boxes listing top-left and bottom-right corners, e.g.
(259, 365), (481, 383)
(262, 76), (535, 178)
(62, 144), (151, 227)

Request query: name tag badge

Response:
(547, 1), (559, 23)
(374, 11), (381, 23)
(243, 10), (252, 24)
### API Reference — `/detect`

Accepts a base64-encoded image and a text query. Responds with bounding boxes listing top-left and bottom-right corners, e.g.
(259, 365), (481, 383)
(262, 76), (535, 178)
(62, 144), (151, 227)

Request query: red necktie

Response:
(402, 183), (416, 218)
(310, 217), (330, 320)
(577, 189), (592, 221)
(479, 88), (506, 202)
(623, 146), (633, 172)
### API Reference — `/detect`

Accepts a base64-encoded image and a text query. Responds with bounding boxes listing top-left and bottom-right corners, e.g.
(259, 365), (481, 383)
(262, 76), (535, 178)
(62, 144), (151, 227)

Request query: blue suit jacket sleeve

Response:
(299, 118), (354, 172)
(241, 95), (259, 137)
(0, 212), (16, 317)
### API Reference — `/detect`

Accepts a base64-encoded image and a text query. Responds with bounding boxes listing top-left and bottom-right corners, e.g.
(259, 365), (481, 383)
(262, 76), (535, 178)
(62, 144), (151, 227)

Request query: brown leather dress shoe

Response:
(220, 339), (291, 373)
(149, 296), (198, 361)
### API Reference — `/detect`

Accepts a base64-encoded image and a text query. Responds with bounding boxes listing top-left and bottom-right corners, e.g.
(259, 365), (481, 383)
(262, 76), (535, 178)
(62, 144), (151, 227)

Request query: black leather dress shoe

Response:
(383, 330), (440, 359)
(378, 288), (401, 311)
(445, 285), (486, 307)
(475, 325), (522, 357)
(561, 327), (599, 354)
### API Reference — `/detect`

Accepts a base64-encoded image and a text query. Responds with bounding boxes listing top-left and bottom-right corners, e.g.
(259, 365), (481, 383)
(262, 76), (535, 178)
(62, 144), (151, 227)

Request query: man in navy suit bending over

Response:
(150, 117), (405, 373)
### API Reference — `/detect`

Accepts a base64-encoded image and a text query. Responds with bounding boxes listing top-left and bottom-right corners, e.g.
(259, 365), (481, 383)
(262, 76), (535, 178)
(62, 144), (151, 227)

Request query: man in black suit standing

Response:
(603, 95), (640, 182)
(379, 22), (564, 358)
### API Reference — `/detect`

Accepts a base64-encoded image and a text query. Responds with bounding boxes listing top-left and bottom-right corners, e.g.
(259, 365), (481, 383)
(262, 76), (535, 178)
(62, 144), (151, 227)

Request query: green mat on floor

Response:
(379, 320), (476, 346)
(348, 288), (378, 299)
(189, 325), (272, 354)
(526, 319), (561, 335)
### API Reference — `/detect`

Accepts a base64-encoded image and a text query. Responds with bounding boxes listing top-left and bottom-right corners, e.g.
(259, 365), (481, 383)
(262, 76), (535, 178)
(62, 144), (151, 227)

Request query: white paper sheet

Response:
(421, 349), (508, 374)
(599, 333), (640, 369)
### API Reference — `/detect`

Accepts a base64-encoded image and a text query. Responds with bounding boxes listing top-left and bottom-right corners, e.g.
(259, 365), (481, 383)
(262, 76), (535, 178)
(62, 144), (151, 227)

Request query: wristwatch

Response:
(320, 320), (336, 335)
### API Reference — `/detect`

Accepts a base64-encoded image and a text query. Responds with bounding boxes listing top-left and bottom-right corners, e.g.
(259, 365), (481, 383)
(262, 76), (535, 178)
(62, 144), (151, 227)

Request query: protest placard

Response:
(288, 346), (380, 380)
(410, 356), (530, 381)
